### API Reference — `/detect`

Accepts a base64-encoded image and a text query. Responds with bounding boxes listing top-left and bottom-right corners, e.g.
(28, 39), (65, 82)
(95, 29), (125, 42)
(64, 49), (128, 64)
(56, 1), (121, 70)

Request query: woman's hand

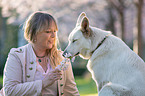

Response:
(42, 68), (62, 88)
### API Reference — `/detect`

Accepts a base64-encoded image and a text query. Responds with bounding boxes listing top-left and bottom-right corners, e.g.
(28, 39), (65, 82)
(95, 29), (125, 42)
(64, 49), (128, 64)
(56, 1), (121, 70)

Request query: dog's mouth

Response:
(63, 52), (79, 62)
(74, 52), (80, 56)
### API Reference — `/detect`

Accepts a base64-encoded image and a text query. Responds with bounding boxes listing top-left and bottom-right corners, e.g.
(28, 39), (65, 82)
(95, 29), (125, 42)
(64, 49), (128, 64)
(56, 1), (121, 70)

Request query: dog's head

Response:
(63, 12), (93, 59)
(63, 12), (111, 60)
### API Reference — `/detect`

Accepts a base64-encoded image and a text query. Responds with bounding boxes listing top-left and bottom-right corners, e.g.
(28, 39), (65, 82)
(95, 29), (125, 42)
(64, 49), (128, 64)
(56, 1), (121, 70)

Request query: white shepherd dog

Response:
(63, 12), (145, 96)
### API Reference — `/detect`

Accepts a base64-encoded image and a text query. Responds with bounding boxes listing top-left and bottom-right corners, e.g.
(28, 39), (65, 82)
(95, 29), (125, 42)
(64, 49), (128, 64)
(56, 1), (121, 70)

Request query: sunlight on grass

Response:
(80, 93), (98, 96)
(75, 76), (98, 96)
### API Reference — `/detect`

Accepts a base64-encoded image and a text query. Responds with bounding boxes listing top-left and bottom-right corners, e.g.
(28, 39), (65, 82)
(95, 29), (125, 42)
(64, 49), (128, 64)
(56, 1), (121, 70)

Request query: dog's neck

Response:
(91, 34), (111, 54)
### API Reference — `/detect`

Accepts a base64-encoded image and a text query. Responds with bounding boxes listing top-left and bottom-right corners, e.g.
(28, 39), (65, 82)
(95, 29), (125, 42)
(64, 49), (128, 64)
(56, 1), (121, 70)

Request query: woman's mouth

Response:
(48, 40), (54, 44)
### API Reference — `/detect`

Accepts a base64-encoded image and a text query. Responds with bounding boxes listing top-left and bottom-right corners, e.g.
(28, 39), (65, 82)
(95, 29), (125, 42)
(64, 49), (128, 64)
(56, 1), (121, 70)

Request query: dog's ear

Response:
(76, 12), (86, 27)
(81, 16), (91, 37)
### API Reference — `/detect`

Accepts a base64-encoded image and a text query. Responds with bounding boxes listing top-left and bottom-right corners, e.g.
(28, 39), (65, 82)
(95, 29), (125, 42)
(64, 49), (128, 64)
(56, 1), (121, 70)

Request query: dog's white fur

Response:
(63, 12), (145, 96)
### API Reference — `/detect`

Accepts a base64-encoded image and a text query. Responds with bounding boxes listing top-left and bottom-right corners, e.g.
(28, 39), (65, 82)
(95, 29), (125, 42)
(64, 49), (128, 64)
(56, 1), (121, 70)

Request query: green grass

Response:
(75, 76), (98, 96)
(0, 76), (3, 89)
(0, 76), (2, 84)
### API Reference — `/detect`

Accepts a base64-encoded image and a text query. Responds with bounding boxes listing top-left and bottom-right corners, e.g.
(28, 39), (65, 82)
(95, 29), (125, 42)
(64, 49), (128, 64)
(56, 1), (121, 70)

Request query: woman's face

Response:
(34, 22), (57, 50)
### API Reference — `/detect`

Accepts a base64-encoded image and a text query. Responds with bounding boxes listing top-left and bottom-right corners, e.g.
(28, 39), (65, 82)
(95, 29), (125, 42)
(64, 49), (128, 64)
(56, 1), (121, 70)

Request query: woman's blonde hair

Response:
(24, 11), (63, 68)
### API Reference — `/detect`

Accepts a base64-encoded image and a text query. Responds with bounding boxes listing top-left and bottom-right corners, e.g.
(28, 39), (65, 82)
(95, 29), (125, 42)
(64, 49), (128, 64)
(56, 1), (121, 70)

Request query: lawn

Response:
(0, 76), (2, 84)
(0, 76), (3, 89)
(0, 76), (98, 96)
(75, 76), (98, 96)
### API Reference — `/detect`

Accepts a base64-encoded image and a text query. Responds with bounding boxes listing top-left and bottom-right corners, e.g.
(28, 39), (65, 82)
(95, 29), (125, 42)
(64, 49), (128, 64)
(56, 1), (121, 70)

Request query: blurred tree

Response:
(0, 7), (19, 75)
(0, 8), (7, 75)
(105, 2), (116, 35)
(133, 0), (144, 58)
(107, 0), (132, 41)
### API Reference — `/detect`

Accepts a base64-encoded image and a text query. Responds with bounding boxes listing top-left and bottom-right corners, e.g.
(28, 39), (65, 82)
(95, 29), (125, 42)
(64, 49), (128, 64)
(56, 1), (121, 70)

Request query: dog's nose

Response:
(62, 50), (68, 57)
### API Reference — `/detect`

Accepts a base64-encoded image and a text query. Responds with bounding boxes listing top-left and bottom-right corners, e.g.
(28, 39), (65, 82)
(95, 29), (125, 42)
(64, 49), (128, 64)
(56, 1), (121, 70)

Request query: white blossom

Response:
(63, 53), (76, 62)
(56, 57), (70, 71)
(71, 56), (76, 62)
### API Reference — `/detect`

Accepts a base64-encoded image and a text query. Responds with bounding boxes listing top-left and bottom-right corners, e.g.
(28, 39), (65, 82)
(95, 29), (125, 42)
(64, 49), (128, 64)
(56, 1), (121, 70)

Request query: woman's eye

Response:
(72, 39), (77, 43)
(46, 31), (56, 33)
(46, 31), (51, 33)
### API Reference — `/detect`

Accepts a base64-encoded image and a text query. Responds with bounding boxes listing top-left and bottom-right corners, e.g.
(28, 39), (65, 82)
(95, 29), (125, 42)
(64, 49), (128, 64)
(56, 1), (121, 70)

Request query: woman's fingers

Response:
(53, 72), (62, 76)
(42, 69), (62, 88)
(52, 68), (61, 73)
(53, 75), (61, 81)
(52, 71), (62, 79)
(44, 68), (62, 82)
(55, 67), (61, 71)
(52, 69), (62, 76)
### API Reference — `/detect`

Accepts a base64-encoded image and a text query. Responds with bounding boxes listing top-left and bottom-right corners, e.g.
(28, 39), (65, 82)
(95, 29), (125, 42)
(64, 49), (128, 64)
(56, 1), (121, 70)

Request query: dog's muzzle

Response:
(62, 50), (68, 57)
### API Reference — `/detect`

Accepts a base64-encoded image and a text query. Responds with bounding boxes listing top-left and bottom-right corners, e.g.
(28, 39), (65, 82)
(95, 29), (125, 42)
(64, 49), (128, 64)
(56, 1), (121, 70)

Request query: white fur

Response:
(63, 12), (145, 96)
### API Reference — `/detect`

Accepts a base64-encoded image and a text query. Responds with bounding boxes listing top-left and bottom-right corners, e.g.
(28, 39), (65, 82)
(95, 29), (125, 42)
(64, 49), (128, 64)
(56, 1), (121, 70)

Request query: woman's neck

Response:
(32, 44), (46, 57)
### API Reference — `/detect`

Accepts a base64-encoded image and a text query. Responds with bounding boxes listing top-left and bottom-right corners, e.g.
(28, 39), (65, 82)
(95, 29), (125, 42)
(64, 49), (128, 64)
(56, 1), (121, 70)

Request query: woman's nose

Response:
(51, 32), (55, 38)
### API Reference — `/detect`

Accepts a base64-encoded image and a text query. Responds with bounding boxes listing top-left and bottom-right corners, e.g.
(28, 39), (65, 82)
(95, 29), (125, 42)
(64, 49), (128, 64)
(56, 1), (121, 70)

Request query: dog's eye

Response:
(72, 39), (77, 43)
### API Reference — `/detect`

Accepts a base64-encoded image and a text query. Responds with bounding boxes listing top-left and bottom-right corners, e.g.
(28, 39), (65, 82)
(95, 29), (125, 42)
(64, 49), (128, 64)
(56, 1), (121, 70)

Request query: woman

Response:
(1, 11), (80, 96)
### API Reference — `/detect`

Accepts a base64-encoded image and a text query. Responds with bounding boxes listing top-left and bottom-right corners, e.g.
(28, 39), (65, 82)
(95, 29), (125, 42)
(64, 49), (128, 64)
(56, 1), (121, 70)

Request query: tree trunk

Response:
(137, 0), (143, 58)
(120, 10), (125, 41)
(107, 0), (126, 41)
(106, 6), (116, 35)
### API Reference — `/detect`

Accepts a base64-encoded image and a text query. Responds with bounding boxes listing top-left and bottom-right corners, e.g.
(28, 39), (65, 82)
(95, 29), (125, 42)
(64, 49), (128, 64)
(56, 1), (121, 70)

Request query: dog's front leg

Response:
(98, 81), (110, 91)
(98, 83), (132, 96)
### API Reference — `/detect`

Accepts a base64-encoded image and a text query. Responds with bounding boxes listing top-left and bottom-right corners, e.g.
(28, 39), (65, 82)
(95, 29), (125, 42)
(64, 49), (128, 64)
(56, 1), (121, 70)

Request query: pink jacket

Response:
(1, 43), (80, 96)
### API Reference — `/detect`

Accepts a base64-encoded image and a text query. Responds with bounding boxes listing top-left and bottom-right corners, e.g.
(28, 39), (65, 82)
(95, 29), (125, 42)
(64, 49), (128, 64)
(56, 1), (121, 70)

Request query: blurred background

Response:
(0, 0), (145, 95)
